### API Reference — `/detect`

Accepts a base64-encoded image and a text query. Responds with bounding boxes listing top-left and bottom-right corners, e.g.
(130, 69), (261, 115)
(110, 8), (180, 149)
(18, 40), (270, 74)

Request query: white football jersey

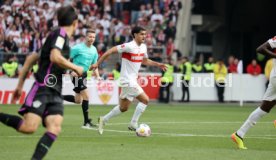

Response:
(267, 36), (276, 70)
(116, 40), (148, 86)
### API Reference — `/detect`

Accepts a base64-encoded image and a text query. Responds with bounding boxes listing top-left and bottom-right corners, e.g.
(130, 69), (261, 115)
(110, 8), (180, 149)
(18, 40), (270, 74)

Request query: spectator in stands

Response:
(139, 4), (148, 18)
(214, 59), (228, 103)
(4, 35), (18, 53)
(192, 59), (203, 73)
(156, 29), (166, 44)
(121, 26), (132, 43)
(204, 56), (215, 73)
(236, 58), (243, 74)
(164, 20), (176, 42)
(246, 59), (262, 76)
(265, 58), (274, 88)
(0, 0), (182, 75)
(130, 0), (142, 24)
(169, 0), (182, 15)
(113, 0), (123, 18)
(145, 3), (153, 17)
(151, 8), (164, 26)
(166, 37), (175, 58)
(228, 55), (238, 73)
(1, 55), (19, 78)
(30, 33), (42, 52)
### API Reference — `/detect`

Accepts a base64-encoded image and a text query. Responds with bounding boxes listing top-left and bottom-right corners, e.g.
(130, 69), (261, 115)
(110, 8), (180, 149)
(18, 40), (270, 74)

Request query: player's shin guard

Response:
(63, 95), (75, 103)
(32, 132), (57, 160)
(82, 100), (89, 123)
(0, 113), (23, 130)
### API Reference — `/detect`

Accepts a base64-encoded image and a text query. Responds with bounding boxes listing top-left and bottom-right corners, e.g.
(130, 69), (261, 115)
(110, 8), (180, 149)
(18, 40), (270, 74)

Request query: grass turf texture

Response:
(1, 103), (276, 160)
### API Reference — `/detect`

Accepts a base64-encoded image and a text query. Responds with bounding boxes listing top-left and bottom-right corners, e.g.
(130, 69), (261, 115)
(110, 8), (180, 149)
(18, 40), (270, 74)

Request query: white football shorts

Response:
(263, 68), (276, 101)
(120, 85), (144, 101)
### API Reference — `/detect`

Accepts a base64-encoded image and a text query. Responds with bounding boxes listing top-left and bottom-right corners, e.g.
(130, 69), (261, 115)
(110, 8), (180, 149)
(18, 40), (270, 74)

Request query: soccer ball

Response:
(136, 124), (151, 137)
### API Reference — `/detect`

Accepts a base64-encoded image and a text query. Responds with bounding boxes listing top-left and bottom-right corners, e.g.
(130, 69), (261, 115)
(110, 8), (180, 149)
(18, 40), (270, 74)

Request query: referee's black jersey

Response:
(35, 27), (70, 93)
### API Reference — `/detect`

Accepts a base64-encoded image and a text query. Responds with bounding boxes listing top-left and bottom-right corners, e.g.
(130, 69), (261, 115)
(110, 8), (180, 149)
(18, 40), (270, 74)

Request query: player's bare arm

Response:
(12, 52), (39, 103)
(50, 48), (84, 76)
(90, 46), (118, 70)
(256, 42), (276, 58)
(142, 58), (168, 71)
(94, 68), (101, 80)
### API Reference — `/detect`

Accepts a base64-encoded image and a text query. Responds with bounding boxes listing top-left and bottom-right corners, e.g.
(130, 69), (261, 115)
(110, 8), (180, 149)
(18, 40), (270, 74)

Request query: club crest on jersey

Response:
(121, 44), (125, 48)
(33, 100), (42, 108)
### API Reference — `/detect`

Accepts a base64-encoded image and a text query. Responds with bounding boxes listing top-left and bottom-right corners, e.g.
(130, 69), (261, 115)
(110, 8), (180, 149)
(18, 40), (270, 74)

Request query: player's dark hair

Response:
(57, 5), (78, 26)
(131, 26), (146, 38)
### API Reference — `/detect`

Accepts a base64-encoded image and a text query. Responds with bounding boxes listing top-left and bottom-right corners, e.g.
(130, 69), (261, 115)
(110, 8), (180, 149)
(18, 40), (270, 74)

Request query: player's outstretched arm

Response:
(256, 42), (276, 58)
(50, 48), (84, 76)
(12, 52), (39, 103)
(90, 46), (118, 70)
(142, 58), (168, 71)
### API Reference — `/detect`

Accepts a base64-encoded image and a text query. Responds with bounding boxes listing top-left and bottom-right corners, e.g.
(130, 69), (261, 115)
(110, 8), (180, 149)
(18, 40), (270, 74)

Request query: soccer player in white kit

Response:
(231, 36), (276, 149)
(90, 26), (167, 134)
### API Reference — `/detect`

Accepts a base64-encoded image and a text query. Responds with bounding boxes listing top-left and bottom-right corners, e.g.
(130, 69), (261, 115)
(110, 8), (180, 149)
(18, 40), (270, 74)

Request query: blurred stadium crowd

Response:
(0, 0), (182, 72)
(0, 0), (271, 79)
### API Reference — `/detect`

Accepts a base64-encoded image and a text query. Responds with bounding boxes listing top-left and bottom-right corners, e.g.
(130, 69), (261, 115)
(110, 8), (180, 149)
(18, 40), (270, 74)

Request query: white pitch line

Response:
(105, 121), (274, 126)
(2, 128), (276, 140)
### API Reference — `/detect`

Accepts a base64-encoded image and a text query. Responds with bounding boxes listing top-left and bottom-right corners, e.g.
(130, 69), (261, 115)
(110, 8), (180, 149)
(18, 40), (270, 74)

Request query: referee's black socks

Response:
(82, 100), (89, 123)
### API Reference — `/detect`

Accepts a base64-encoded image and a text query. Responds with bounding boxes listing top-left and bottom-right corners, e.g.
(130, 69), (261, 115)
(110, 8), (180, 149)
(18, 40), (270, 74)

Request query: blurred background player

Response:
(0, 6), (83, 160)
(91, 26), (167, 134)
(63, 29), (100, 129)
(232, 36), (276, 149)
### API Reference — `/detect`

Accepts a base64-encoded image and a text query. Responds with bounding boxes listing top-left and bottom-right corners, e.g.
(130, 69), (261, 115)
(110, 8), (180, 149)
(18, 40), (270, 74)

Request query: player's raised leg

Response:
(0, 112), (41, 134)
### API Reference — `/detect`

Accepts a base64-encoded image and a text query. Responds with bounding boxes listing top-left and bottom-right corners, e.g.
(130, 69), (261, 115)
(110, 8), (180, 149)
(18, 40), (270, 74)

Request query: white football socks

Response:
(130, 102), (147, 126)
(103, 105), (122, 122)
(237, 107), (267, 138)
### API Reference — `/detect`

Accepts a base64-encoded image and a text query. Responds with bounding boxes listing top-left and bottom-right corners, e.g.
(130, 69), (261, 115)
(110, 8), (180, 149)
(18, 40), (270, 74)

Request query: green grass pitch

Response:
(1, 103), (276, 160)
